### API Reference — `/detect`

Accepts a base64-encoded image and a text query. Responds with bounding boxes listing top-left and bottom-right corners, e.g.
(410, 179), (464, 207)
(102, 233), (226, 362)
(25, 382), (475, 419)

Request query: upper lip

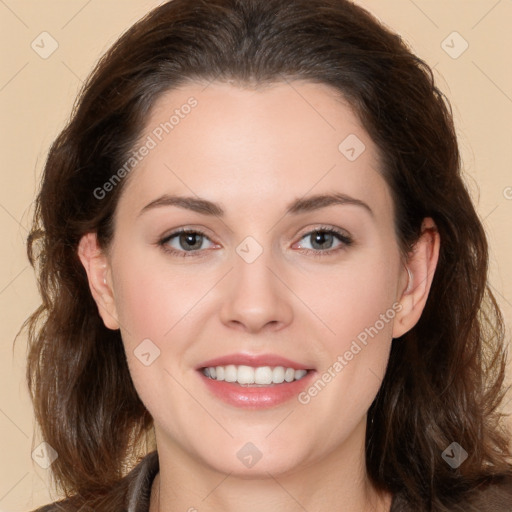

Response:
(196, 353), (314, 371)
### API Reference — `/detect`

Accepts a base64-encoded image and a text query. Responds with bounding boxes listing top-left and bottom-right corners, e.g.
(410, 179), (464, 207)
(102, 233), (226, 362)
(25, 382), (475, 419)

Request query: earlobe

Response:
(77, 232), (120, 330)
(392, 218), (440, 339)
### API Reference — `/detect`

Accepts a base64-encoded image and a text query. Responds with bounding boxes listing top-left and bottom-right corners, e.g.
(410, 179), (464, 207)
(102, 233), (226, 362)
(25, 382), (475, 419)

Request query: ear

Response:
(77, 232), (120, 330)
(392, 217), (440, 338)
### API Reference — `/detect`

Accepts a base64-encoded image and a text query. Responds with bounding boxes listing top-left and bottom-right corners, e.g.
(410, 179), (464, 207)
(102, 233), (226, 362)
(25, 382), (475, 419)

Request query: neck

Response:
(149, 418), (392, 512)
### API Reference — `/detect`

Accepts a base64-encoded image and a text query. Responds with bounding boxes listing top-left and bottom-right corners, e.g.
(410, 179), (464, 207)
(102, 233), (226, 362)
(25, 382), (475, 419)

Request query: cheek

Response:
(298, 247), (399, 416)
(306, 254), (399, 348)
(109, 253), (200, 422)
(288, 260), (397, 458)
(109, 251), (218, 402)
(111, 250), (208, 345)
(295, 263), (397, 430)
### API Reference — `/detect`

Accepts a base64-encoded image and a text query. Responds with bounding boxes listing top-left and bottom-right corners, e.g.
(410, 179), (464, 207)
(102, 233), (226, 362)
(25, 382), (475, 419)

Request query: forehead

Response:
(115, 80), (393, 224)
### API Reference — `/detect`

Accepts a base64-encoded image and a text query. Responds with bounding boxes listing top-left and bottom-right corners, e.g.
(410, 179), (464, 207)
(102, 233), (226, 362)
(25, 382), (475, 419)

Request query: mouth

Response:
(195, 354), (316, 408)
(200, 364), (311, 386)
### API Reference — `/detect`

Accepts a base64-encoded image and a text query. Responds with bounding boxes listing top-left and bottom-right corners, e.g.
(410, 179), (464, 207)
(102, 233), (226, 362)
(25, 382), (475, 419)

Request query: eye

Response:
(158, 229), (216, 256)
(295, 227), (353, 254)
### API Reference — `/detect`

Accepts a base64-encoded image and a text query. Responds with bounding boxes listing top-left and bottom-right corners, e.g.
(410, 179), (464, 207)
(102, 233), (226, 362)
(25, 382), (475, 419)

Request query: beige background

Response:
(0, 1), (511, 510)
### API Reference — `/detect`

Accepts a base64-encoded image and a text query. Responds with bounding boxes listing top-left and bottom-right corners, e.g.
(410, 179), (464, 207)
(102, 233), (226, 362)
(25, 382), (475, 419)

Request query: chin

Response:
(204, 450), (305, 479)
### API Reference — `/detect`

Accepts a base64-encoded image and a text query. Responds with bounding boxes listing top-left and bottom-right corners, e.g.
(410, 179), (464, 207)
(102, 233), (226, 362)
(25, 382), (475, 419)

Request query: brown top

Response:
(33, 451), (512, 511)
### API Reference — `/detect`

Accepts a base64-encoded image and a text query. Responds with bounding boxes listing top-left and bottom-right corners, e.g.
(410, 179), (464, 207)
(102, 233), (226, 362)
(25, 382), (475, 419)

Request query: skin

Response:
(78, 81), (440, 512)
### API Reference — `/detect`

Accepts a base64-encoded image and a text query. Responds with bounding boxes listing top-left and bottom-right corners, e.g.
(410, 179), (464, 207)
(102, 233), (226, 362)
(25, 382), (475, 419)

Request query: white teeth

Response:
(272, 366), (285, 384)
(224, 364), (237, 383)
(254, 366), (273, 385)
(237, 365), (255, 384)
(295, 369), (307, 380)
(202, 365), (309, 385)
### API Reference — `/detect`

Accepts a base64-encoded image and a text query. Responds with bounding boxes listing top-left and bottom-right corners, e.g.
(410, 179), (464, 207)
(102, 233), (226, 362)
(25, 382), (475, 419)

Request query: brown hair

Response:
(21, 0), (512, 509)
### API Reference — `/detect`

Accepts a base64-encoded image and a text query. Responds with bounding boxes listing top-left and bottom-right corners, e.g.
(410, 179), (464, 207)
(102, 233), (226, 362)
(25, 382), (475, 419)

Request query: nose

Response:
(219, 247), (294, 334)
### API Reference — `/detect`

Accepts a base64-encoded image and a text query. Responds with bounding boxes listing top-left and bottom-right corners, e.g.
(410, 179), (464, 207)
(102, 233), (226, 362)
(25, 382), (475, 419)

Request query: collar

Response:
(126, 451), (159, 512)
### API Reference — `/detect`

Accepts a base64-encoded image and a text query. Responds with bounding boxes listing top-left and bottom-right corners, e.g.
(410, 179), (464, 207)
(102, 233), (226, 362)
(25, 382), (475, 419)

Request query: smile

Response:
(201, 364), (309, 386)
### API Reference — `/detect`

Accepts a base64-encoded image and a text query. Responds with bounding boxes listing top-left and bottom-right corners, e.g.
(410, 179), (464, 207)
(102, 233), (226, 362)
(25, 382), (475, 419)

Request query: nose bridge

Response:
(219, 235), (293, 332)
(234, 241), (274, 289)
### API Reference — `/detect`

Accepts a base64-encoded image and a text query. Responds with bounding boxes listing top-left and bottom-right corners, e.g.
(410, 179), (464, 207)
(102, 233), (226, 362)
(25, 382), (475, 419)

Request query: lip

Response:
(195, 352), (316, 409)
(197, 369), (317, 409)
(196, 353), (313, 371)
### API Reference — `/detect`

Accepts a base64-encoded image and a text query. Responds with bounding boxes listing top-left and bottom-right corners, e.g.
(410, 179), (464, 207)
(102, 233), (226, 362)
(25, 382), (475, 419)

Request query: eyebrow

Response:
(137, 192), (374, 218)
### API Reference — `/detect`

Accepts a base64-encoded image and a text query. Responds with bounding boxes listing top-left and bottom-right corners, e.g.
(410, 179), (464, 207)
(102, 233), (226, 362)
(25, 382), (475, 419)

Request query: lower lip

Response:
(198, 370), (316, 409)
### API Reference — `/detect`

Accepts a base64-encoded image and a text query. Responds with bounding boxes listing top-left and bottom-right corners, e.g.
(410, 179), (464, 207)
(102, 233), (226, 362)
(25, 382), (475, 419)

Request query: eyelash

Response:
(157, 226), (353, 258)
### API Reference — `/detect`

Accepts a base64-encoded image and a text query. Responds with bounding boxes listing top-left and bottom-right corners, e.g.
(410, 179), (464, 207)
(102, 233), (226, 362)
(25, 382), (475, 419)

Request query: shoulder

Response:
(30, 451), (159, 512)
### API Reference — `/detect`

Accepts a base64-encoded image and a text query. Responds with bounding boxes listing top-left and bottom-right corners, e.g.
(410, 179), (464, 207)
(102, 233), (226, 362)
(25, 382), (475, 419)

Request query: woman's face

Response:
(94, 81), (411, 477)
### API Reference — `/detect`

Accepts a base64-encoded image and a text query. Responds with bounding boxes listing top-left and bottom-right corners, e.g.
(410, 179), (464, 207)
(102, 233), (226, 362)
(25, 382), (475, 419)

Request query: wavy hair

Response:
(20, 0), (511, 509)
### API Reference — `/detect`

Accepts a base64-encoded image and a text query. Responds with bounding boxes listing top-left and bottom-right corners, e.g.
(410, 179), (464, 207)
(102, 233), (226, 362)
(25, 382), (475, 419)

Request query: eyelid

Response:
(294, 224), (352, 242)
(158, 224), (219, 245)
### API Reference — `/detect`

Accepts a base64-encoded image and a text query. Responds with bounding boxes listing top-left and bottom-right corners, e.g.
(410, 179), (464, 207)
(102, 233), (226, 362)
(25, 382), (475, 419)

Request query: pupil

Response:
(181, 232), (202, 250)
(312, 231), (332, 249)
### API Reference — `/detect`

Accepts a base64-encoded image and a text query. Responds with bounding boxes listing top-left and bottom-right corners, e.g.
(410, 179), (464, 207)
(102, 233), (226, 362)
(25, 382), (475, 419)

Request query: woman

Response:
(23, 0), (512, 510)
